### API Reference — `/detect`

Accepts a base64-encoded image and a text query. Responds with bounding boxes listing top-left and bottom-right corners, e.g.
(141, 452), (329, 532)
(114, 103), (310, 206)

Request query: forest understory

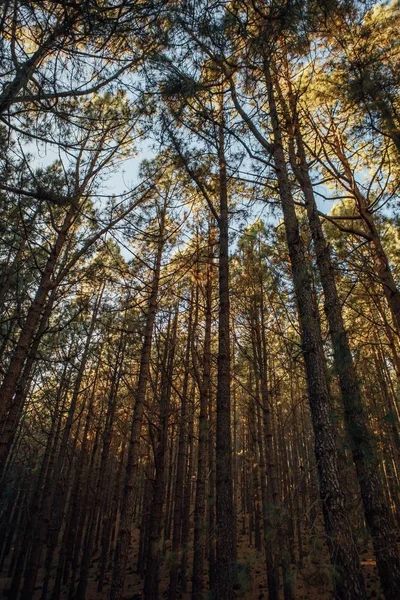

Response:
(0, 520), (391, 600)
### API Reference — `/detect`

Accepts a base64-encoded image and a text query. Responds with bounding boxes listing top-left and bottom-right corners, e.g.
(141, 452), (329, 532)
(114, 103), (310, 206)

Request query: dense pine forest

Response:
(1, 1), (400, 599)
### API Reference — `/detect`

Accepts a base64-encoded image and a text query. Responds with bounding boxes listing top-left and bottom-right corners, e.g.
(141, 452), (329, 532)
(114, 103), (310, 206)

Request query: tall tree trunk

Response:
(144, 307), (178, 599)
(259, 297), (280, 599)
(283, 73), (400, 599)
(20, 288), (102, 600)
(169, 288), (194, 600)
(51, 348), (102, 600)
(192, 238), (213, 600)
(109, 204), (166, 600)
(0, 204), (76, 424)
(263, 59), (366, 599)
(215, 115), (235, 600)
(7, 359), (72, 599)
(180, 379), (196, 593)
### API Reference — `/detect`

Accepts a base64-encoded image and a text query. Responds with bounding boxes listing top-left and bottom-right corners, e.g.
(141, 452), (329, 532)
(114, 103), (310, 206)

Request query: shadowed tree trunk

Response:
(192, 233), (213, 600)
(110, 200), (167, 600)
(263, 58), (366, 600)
(279, 67), (400, 598)
(169, 288), (194, 600)
(0, 204), (77, 424)
(215, 113), (235, 600)
(144, 306), (178, 599)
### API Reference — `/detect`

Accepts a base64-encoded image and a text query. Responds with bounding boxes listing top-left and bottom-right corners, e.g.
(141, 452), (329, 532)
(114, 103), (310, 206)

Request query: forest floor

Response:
(0, 525), (385, 599)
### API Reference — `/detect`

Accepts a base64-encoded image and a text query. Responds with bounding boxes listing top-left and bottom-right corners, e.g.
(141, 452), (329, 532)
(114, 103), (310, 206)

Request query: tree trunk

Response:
(192, 241), (213, 600)
(109, 204), (166, 600)
(144, 307), (178, 599)
(169, 289), (194, 600)
(215, 115), (235, 600)
(0, 204), (76, 425)
(263, 59), (366, 600)
(284, 75), (400, 598)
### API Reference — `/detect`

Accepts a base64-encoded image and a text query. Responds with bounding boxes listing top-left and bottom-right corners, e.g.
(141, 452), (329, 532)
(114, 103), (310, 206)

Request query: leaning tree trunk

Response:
(284, 83), (400, 599)
(263, 59), (366, 600)
(327, 126), (400, 336)
(0, 287), (57, 477)
(0, 203), (76, 426)
(7, 358), (72, 600)
(20, 288), (102, 600)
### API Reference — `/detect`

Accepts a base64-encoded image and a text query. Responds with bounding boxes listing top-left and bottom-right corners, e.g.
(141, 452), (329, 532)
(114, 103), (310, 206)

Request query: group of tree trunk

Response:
(1, 1), (400, 599)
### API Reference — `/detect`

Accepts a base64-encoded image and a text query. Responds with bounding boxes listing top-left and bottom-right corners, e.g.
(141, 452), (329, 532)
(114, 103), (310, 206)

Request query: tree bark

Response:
(283, 73), (400, 598)
(109, 203), (166, 600)
(215, 115), (236, 600)
(169, 289), (194, 600)
(192, 241), (213, 600)
(263, 59), (366, 600)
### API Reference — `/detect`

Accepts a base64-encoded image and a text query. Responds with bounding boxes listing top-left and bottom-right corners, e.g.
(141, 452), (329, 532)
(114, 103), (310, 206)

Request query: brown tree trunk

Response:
(169, 288), (194, 600)
(180, 378), (196, 593)
(0, 204), (76, 424)
(109, 204), (166, 600)
(192, 239), (213, 600)
(144, 307), (178, 599)
(215, 115), (235, 600)
(20, 288), (102, 600)
(7, 358), (72, 599)
(283, 74), (400, 598)
(263, 59), (366, 599)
